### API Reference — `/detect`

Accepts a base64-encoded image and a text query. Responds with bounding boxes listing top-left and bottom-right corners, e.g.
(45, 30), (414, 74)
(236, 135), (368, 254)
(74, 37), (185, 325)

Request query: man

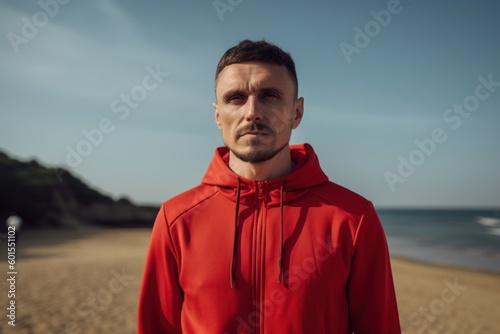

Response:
(138, 40), (401, 333)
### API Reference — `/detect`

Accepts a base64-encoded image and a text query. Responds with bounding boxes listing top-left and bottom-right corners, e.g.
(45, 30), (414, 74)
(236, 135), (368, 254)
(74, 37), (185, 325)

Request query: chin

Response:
(229, 142), (287, 164)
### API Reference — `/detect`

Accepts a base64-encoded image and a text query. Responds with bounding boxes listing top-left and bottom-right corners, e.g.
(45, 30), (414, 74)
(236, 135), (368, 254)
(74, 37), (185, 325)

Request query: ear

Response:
(291, 97), (304, 129)
(213, 102), (222, 130)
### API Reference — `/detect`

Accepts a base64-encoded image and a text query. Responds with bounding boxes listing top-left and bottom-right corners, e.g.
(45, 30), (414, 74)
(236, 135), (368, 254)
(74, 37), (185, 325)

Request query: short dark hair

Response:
(215, 39), (298, 98)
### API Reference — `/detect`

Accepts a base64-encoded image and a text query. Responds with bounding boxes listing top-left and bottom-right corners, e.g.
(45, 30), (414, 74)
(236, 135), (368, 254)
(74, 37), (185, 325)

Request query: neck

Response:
(229, 145), (295, 181)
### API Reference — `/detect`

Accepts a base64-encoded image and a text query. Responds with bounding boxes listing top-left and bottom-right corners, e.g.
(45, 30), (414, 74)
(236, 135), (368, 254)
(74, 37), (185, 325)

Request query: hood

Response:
(202, 143), (329, 287)
(201, 143), (329, 206)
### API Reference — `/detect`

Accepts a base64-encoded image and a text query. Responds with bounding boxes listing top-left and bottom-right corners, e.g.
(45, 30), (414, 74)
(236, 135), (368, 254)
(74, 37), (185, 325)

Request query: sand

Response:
(0, 228), (499, 334)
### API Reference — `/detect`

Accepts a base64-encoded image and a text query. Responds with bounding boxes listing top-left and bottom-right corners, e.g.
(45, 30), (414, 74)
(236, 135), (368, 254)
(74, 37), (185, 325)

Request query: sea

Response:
(377, 208), (500, 273)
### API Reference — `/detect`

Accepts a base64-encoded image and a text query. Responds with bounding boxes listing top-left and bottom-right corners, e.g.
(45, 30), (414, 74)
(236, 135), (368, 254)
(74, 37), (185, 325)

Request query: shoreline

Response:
(6, 226), (499, 275)
(1, 228), (499, 333)
(386, 234), (500, 274)
(390, 254), (500, 277)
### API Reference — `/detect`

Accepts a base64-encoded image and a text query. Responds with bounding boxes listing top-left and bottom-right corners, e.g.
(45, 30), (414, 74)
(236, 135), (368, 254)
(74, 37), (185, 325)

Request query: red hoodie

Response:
(138, 143), (401, 333)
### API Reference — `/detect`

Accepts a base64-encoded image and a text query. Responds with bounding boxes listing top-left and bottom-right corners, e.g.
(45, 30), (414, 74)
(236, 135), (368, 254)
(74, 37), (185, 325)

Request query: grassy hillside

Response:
(0, 151), (158, 228)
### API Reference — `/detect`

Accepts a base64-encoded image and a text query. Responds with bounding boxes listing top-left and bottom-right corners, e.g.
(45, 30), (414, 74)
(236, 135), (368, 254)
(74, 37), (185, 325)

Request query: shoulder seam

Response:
(167, 188), (219, 227)
(308, 182), (369, 208)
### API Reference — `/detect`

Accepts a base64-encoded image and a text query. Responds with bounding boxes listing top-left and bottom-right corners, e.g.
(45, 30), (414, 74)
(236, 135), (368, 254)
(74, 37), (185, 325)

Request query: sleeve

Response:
(138, 204), (183, 334)
(347, 202), (401, 333)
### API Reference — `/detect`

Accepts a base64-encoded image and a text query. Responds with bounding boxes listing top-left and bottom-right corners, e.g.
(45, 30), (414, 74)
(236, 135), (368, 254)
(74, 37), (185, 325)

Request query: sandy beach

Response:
(1, 228), (499, 334)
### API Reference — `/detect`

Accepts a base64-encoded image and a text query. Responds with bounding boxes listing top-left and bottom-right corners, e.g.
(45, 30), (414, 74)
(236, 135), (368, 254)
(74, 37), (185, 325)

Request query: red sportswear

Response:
(138, 143), (401, 333)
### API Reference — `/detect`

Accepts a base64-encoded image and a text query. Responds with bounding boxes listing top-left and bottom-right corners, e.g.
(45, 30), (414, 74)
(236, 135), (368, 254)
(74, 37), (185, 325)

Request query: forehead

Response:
(215, 62), (294, 93)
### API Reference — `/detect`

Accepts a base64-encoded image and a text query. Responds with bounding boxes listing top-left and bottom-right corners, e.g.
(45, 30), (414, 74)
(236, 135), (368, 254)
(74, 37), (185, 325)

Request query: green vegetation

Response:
(0, 151), (157, 228)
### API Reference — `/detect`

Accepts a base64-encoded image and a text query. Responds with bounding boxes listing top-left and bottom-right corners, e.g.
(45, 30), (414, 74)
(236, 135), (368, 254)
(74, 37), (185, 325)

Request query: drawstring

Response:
(277, 179), (286, 283)
(230, 178), (241, 288)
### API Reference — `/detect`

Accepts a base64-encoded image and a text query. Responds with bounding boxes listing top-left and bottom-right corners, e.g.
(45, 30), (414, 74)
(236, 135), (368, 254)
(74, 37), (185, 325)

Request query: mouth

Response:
(241, 131), (269, 136)
(237, 123), (274, 140)
(239, 131), (272, 140)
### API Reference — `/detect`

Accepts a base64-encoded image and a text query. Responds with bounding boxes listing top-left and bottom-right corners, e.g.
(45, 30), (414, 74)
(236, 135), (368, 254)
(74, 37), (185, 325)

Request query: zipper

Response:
(254, 181), (267, 333)
(258, 182), (265, 200)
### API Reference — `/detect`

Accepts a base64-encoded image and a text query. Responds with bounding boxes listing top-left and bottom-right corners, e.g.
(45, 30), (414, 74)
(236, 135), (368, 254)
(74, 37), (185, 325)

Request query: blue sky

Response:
(1, 0), (499, 208)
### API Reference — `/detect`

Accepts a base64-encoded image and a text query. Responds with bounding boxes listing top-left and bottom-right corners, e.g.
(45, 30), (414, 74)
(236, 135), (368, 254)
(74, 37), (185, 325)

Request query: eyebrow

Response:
(259, 87), (283, 96)
(222, 87), (284, 99)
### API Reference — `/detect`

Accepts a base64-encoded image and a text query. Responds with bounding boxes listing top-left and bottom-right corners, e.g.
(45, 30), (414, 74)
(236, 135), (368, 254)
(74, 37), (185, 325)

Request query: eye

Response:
(226, 94), (245, 103)
(262, 92), (280, 100)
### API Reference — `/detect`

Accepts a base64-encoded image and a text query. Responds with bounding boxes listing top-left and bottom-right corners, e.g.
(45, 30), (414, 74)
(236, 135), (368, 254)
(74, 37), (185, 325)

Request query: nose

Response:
(243, 96), (263, 122)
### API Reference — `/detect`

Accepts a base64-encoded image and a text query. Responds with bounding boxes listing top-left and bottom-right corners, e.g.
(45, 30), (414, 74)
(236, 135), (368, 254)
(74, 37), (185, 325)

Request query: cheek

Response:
(218, 113), (238, 139)
(218, 113), (232, 130)
(271, 112), (293, 135)
(219, 109), (242, 128)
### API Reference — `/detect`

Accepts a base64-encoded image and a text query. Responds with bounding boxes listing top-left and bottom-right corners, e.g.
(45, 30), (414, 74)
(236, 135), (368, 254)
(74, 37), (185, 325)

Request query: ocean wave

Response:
(487, 227), (500, 236)
(476, 216), (500, 227)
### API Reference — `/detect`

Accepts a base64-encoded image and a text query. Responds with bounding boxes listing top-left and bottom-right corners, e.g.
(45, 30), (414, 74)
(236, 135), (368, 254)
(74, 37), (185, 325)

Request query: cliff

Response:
(0, 151), (158, 229)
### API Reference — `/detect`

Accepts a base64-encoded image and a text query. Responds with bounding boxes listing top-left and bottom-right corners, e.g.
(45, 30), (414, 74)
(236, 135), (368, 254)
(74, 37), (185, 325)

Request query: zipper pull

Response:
(257, 182), (265, 200)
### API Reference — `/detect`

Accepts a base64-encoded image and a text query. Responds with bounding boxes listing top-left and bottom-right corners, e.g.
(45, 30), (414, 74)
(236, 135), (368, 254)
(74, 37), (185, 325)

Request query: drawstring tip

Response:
(230, 266), (236, 288)
(277, 259), (283, 284)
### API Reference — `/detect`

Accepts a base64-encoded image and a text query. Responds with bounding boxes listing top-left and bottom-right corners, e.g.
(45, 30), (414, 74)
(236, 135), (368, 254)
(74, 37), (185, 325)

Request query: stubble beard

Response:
(229, 139), (289, 163)
(225, 121), (291, 163)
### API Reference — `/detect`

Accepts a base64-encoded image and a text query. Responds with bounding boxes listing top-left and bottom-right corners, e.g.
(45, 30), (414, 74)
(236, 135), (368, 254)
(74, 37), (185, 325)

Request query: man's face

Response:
(213, 62), (304, 163)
